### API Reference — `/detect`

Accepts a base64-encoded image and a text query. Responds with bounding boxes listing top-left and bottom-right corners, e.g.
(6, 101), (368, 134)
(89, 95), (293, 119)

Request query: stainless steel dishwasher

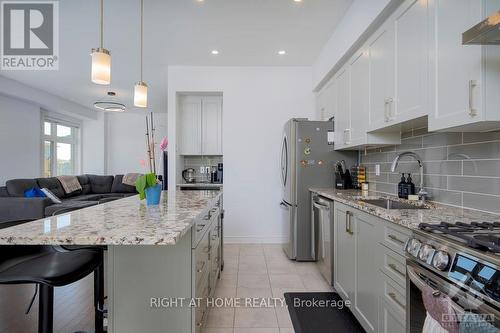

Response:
(311, 194), (334, 285)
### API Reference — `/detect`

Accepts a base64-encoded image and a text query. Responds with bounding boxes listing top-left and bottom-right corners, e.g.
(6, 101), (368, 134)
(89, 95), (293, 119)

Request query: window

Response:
(42, 119), (80, 177)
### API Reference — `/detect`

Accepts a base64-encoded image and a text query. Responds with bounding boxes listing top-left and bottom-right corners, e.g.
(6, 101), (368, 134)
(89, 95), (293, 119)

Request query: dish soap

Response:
(406, 173), (416, 196)
(398, 173), (407, 199)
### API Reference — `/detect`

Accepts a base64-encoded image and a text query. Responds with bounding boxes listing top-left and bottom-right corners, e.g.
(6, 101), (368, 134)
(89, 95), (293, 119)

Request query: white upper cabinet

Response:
(349, 50), (369, 146)
(392, 0), (429, 123)
(428, 0), (500, 132)
(179, 95), (223, 156)
(368, 22), (396, 131)
(333, 55), (400, 151)
(316, 79), (335, 121)
(334, 67), (351, 149)
(202, 96), (223, 155)
(179, 96), (202, 155)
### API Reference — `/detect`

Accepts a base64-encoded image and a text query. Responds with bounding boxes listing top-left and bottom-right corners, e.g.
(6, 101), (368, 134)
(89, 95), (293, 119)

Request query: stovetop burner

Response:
(418, 221), (500, 253)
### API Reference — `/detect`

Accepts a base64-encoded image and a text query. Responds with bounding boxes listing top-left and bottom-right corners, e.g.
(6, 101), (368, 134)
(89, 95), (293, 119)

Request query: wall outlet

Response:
(375, 164), (380, 176)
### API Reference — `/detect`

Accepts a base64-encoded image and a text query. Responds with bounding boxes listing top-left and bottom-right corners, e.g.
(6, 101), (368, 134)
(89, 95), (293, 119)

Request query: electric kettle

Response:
(182, 168), (196, 183)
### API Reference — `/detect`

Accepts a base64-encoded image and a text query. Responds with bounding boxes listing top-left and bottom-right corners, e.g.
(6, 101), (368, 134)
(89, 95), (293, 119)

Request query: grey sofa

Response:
(0, 175), (137, 224)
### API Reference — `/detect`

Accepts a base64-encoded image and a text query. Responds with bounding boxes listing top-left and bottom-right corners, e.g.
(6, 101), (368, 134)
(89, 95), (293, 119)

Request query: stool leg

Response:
(38, 284), (54, 333)
(94, 263), (104, 333)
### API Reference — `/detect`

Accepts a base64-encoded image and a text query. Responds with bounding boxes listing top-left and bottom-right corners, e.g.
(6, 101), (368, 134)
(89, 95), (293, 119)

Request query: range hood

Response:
(462, 11), (500, 45)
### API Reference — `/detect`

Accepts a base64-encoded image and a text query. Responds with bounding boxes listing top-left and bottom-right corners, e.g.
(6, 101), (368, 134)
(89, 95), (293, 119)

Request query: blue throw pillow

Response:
(24, 188), (46, 198)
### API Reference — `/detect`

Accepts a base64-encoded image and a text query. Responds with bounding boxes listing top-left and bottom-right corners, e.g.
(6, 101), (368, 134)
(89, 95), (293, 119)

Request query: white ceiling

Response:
(1, 0), (353, 114)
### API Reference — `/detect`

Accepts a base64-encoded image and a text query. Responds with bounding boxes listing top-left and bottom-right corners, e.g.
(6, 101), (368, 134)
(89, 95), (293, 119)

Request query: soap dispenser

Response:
(407, 173), (416, 196)
(398, 173), (407, 199)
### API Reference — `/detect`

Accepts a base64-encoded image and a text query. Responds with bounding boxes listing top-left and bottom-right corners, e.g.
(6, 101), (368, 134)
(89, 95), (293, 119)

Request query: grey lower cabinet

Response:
(333, 201), (407, 333)
(192, 196), (223, 333)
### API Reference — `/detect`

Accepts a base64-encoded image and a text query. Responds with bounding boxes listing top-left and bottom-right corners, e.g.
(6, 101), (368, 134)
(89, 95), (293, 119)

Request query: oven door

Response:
(406, 260), (500, 332)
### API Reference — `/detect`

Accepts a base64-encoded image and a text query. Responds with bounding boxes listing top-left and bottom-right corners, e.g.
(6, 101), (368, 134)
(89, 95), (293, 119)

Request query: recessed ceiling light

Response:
(278, 50), (286, 55)
(293, 0), (302, 2)
(211, 50), (219, 55)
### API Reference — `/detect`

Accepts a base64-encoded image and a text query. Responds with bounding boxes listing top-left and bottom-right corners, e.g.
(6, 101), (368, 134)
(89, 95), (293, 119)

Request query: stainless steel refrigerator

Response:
(280, 119), (357, 261)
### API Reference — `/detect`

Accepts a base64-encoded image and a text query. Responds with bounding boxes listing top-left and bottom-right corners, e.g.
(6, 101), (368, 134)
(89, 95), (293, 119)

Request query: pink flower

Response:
(160, 137), (168, 151)
(139, 159), (146, 167)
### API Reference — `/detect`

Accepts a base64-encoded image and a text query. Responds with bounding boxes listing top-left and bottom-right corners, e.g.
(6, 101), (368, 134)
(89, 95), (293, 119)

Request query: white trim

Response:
(224, 236), (288, 244)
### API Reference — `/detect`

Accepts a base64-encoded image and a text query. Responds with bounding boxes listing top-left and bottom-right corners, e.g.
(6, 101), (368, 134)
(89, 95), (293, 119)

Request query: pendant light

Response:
(91, 0), (111, 85)
(134, 0), (148, 108)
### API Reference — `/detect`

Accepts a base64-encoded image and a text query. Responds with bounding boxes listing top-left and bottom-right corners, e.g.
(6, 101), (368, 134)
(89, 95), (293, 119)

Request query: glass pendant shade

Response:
(134, 81), (148, 108)
(91, 48), (111, 85)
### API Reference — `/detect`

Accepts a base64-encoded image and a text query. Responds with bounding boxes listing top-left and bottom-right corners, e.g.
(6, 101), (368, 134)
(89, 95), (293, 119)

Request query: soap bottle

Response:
(398, 173), (407, 199)
(407, 173), (416, 196)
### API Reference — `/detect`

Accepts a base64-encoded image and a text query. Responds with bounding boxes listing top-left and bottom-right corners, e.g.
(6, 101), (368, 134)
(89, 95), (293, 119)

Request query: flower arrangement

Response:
(136, 112), (161, 204)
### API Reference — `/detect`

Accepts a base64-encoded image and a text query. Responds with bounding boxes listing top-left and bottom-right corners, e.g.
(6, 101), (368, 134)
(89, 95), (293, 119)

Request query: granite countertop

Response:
(177, 183), (223, 188)
(310, 188), (500, 230)
(0, 190), (222, 246)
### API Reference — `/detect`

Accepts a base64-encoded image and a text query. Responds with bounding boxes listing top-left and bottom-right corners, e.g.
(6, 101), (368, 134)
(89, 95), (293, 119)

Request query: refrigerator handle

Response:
(280, 135), (288, 187)
(311, 202), (316, 260)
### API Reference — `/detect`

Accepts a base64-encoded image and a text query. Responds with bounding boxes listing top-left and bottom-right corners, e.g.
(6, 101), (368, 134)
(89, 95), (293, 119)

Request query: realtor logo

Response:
(1, 1), (59, 70)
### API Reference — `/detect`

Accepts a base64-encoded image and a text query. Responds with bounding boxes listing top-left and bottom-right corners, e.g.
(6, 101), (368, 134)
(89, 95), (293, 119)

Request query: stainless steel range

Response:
(405, 221), (500, 332)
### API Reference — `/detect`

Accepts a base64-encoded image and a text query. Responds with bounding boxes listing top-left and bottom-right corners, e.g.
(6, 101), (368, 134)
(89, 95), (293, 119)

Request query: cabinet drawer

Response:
(194, 232), (210, 287)
(382, 274), (406, 314)
(379, 298), (405, 333)
(381, 222), (411, 256)
(194, 274), (209, 333)
(380, 244), (406, 289)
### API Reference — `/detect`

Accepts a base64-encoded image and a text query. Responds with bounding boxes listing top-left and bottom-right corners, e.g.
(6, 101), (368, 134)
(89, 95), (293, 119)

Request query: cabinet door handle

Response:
(384, 98), (394, 122)
(388, 234), (405, 245)
(388, 263), (405, 277)
(345, 211), (353, 235)
(348, 212), (354, 235)
(384, 98), (390, 122)
(388, 292), (406, 310)
(468, 80), (478, 116)
(345, 212), (349, 233)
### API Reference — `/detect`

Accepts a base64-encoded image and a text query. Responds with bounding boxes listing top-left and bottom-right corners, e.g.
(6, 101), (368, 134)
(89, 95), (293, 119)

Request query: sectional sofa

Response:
(0, 175), (138, 224)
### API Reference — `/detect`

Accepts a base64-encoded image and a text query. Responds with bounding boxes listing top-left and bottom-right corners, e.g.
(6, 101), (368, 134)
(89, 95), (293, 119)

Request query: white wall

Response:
(0, 95), (41, 184)
(0, 76), (105, 185)
(106, 112), (168, 176)
(312, 0), (394, 90)
(168, 66), (315, 243)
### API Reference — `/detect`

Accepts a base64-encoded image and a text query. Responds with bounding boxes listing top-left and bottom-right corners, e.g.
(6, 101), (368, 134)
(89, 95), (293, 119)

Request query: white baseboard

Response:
(224, 236), (287, 244)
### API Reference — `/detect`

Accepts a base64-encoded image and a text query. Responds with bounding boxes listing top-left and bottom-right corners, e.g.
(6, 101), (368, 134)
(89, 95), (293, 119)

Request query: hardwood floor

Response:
(0, 273), (94, 333)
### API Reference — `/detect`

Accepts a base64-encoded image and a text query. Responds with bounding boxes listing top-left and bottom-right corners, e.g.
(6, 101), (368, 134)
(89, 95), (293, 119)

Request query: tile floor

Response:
(205, 243), (333, 333)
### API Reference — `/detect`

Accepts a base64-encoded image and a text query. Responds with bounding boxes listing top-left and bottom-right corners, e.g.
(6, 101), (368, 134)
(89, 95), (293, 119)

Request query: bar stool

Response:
(0, 245), (104, 333)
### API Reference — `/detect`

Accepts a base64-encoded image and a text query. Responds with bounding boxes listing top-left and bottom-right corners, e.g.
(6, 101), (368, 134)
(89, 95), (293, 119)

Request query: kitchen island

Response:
(0, 190), (223, 333)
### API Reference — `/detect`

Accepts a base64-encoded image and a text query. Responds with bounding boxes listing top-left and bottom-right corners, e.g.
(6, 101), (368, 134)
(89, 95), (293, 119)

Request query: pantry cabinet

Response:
(428, 0), (500, 132)
(179, 95), (223, 156)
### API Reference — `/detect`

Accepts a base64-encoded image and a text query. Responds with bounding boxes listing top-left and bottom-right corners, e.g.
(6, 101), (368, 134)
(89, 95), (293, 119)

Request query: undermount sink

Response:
(359, 199), (428, 210)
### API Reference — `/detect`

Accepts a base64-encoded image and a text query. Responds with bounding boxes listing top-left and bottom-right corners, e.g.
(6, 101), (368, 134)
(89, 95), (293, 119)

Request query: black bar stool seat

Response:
(0, 247), (101, 286)
(0, 246), (104, 333)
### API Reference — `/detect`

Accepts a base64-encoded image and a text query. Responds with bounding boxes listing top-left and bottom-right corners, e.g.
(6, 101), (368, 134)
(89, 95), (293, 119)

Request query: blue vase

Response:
(145, 184), (162, 205)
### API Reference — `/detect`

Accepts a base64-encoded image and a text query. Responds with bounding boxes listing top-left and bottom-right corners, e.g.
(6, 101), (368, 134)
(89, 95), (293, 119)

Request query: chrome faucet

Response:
(390, 152), (428, 202)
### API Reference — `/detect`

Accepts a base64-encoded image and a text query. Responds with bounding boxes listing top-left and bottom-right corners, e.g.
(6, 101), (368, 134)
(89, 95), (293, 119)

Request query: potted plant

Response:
(136, 113), (161, 205)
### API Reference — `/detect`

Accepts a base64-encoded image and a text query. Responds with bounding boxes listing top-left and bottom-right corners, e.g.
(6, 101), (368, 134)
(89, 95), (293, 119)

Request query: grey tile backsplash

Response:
(182, 156), (223, 183)
(360, 128), (500, 214)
